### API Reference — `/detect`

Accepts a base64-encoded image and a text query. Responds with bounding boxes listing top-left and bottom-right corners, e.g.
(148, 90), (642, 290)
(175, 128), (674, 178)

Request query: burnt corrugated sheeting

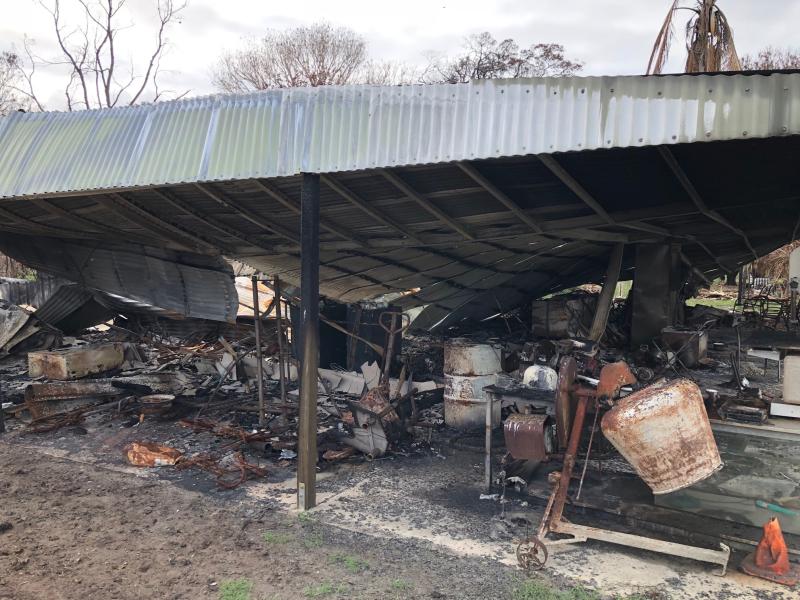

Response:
(0, 234), (237, 323)
(0, 72), (798, 326)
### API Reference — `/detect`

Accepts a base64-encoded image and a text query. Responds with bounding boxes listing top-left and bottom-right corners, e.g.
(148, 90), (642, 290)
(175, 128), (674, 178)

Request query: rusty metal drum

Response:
(444, 373), (499, 429)
(600, 378), (722, 495)
(443, 339), (502, 376)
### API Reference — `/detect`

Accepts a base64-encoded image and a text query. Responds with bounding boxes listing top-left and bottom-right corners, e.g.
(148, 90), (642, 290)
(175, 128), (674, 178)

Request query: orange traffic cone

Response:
(741, 517), (799, 586)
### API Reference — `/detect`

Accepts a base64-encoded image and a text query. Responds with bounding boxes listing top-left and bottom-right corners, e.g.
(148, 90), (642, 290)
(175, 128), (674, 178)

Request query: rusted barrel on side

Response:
(600, 378), (722, 495)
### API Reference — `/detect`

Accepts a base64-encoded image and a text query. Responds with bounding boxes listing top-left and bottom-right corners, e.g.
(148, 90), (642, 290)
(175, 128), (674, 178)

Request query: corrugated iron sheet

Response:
(0, 233), (238, 322)
(1, 72), (799, 198)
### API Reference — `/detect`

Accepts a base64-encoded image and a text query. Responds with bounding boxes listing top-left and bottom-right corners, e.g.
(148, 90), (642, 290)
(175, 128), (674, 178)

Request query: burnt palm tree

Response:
(647, 0), (741, 74)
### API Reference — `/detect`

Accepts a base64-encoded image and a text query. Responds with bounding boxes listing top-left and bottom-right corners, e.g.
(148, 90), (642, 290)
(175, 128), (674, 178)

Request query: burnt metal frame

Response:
(658, 146), (758, 261)
(524, 359), (731, 575)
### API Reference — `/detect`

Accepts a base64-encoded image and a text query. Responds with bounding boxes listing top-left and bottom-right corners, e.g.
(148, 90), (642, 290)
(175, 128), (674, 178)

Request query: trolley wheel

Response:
(517, 536), (548, 571)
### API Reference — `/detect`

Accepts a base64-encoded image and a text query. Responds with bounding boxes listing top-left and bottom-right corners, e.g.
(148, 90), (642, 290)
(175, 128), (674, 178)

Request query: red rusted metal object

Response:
(503, 413), (552, 462)
(741, 518), (800, 586)
(601, 378), (722, 495)
(554, 356), (576, 449)
(596, 361), (637, 400)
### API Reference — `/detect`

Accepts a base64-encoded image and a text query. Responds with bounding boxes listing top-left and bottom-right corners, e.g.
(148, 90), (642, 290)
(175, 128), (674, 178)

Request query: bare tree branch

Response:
(213, 22), (373, 92)
(420, 32), (583, 84)
(12, 0), (186, 111)
(741, 46), (800, 70)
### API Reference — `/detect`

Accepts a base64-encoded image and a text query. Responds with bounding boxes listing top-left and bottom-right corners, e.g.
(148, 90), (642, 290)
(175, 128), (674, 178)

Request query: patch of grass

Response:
(513, 579), (601, 600)
(389, 578), (412, 591)
(302, 532), (324, 549)
(298, 511), (315, 525)
(219, 578), (253, 600)
(303, 582), (347, 597)
(262, 530), (293, 544)
(685, 297), (735, 310)
(330, 552), (369, 573)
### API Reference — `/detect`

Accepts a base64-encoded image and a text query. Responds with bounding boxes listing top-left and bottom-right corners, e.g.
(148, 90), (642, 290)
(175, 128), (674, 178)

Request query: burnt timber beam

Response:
(589, 243), (624, 341)
(680, 252), (712, 286)
(379, 169), (476, 241)
(456, 162), (544, 233)
(320, 174), (423, 244)
(298, 172), (320, 511)
(193, 183), (300, 245)
(657, 146), (758, 261)
(250, 179), (366, 247)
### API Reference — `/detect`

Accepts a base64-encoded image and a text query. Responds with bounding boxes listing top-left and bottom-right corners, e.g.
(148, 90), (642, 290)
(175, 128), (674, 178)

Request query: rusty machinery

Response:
(513, 357), (731, 575)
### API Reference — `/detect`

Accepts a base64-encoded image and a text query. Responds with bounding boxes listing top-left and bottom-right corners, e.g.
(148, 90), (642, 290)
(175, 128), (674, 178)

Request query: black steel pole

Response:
(298, 172), (320, 510)
(0, 387), (5, 434)
(274, 275), (289, 425)
(251, 274), (265, 427)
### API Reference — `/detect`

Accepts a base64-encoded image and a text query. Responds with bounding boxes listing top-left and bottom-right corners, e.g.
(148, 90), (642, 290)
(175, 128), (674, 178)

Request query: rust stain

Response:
(504, 413), (551, 461)
(596, 361), (637, 400)
(601, 378), (722, 494)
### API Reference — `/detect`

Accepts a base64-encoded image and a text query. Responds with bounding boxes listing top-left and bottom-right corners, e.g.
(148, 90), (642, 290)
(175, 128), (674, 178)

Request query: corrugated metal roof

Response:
(1, 72), (799, 198)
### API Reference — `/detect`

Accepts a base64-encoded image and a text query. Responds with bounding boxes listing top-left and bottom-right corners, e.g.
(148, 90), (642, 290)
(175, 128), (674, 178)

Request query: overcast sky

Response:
(2, 0), (800, 109)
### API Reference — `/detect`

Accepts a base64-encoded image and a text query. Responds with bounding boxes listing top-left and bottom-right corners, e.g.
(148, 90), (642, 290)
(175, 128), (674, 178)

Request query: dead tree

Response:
(741, 46), (800, 70)
(12, 0), (187, 111)
(213, 22), (415, 92)
(420, 32), (583, 84)
(648, 0), (741, 74)
(0, 52), (27, 115)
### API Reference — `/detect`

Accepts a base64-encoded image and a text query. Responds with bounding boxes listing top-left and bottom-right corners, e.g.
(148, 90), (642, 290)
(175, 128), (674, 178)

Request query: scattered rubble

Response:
(2, 268), (800, 592)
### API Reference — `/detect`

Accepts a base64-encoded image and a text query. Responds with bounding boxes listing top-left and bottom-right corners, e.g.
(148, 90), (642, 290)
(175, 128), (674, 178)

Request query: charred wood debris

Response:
(0, 275), (777, 469)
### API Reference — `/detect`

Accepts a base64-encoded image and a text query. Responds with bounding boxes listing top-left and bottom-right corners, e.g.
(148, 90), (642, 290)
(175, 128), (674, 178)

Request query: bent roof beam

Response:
(456, 162), (544, 234)
(251, 179), (366, 247)
(193, 183), (300, 245)
(379, 169), (476, 241)
(321, 174), (423, 244)
(658, 146), (758, 261)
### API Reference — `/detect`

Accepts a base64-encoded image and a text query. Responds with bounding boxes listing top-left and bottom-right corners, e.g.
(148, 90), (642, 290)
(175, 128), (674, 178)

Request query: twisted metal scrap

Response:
(179, 417), (271, 444)
(176, 451), (267, 489)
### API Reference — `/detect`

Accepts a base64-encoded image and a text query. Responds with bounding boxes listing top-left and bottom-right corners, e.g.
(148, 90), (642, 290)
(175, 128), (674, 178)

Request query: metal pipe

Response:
(576, 402), (600, 500)
(251, 274), (265, 427)
(484, 389), (493, 492)
(298, 172), (320, 511)
(274, 275), (289, 425)
(550, 393), (589, 526)
(0, 387), (6, 434)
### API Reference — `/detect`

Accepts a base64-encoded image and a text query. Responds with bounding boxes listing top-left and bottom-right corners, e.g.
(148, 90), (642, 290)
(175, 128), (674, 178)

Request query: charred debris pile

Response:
(1, 269), (799, 583)
(0, 273), (779, 471)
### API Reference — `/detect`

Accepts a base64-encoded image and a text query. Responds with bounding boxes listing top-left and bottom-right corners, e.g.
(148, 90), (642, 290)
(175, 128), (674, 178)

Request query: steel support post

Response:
(298, 173), (320, 510)
(251, 274), (266, 427)
(484, 392), (493, 492)
(0, 387), (5, 434)
(274, 275), (289, 425)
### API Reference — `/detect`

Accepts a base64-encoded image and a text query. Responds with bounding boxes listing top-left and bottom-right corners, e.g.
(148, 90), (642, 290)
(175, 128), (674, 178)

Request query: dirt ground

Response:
(0, 441), (524, 600)
(1, 414), (795, 600)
